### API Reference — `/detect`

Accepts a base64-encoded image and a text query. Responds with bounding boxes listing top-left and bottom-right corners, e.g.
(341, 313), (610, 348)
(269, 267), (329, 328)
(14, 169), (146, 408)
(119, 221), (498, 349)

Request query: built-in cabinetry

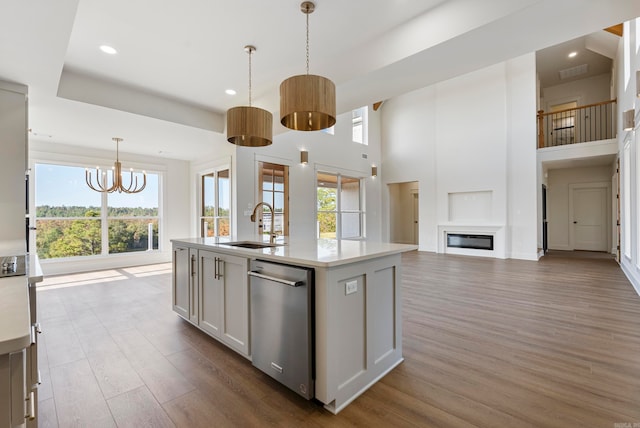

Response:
(172, 244), (250, 357)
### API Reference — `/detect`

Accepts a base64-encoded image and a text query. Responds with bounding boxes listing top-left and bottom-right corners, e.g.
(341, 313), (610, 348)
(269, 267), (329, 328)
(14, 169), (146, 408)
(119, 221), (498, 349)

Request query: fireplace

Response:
(446, 233), (494, 251)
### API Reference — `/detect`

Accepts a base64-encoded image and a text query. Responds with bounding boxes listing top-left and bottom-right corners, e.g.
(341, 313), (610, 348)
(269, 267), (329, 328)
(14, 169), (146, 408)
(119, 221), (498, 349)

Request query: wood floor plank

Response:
(107, 385), (175, 428)
(38, 398), (58, 428)
(48, 359), (116, 427)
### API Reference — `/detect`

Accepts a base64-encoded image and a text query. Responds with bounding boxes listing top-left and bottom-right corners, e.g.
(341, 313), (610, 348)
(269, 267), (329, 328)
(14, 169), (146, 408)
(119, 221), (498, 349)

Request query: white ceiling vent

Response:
(558, 64), (588, 80)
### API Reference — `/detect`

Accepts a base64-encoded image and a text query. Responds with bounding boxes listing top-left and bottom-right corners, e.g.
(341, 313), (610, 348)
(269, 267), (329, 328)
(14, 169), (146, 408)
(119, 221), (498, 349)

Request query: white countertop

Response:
(0, 254), (43, 355)
(171, 237), (417, 268)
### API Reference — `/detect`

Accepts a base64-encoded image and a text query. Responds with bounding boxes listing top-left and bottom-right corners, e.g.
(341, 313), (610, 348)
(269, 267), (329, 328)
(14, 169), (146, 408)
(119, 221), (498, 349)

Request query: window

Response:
(352, 107), (368, 145)
(317, 172), (364, 239)
(259, 162), (289, 237)
(35, 163), (160, 259)
(107, 174), (160, 254)
(200, 168), (230, 237)
(624, 21), (630, 90)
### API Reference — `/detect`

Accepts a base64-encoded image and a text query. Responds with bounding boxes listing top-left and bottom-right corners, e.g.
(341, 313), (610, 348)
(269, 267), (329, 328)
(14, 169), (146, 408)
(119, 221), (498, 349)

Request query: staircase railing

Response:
(537, 99), (616, 149)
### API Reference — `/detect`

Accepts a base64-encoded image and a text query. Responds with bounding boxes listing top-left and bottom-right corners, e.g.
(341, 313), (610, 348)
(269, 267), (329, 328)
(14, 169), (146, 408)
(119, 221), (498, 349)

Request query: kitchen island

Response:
(171, 237), (416, 413)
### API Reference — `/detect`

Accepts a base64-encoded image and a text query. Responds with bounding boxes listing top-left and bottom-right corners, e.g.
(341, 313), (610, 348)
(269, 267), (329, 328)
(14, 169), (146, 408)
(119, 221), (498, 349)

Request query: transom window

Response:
(316, 172), (364, 239)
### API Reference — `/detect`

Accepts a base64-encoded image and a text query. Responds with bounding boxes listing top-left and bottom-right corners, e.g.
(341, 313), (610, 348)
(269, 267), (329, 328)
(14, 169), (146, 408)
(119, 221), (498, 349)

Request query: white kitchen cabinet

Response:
(172, 245), (199, 325)
(172, 245), (250, 357)
(0, 81), (27, 246)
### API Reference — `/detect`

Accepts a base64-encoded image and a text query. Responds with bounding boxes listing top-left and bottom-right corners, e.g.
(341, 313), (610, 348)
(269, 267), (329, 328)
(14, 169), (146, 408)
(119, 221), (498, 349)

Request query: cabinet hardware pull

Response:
(191, 254), (196, 276)
(34, 323), (41, 334)
(217, 258), (224, 279)
(214, 257), (218, 279)
(30, 326), (36, 345)
(25, 391), (35, 420)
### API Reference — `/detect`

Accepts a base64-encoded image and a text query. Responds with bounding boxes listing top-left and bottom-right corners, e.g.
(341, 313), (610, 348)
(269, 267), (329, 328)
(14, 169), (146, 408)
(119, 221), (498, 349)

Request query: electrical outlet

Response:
(345, 280), (357, 295)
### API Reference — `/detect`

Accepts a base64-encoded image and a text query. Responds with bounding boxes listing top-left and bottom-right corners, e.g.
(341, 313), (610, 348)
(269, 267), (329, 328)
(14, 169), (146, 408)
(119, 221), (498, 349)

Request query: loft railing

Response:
(537, 99), (616, 149)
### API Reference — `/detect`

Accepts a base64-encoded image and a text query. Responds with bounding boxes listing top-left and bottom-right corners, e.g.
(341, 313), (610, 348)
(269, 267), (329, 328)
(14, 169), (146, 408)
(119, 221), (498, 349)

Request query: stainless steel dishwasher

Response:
(249, 259), (314, 399)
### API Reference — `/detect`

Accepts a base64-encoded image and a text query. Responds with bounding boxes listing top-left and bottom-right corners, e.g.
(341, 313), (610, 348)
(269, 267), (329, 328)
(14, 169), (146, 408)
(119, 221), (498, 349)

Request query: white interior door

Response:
(412, 193), (419, 245)
(571, 186), (608, 251)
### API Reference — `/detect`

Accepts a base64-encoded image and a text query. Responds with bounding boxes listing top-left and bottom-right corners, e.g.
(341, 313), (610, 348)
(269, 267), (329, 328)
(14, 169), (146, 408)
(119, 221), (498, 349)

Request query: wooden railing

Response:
(537, 99), (616, 149)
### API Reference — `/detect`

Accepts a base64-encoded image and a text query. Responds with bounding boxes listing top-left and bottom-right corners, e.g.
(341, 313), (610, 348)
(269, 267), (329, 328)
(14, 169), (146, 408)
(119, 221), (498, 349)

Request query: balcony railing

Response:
(537, 99), (616, 148)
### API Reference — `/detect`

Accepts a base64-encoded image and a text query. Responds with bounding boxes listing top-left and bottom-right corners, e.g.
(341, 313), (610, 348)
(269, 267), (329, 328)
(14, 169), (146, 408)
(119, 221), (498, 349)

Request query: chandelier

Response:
(85, 137), (147, 194)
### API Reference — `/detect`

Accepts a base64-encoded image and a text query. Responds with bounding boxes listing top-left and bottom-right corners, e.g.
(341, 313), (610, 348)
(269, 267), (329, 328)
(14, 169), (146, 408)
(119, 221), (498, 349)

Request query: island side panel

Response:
(314, 253), (403, 413)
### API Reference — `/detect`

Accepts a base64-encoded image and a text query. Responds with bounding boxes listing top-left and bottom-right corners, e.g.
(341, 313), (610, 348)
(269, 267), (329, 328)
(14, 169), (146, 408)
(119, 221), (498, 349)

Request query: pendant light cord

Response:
(248, 48), (252, 107)
(306, 5), (310, 75)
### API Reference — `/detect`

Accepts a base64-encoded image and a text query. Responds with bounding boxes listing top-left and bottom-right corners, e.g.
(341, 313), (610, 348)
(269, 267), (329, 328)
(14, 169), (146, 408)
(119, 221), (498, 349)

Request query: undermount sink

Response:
(221, 241), (283, 249)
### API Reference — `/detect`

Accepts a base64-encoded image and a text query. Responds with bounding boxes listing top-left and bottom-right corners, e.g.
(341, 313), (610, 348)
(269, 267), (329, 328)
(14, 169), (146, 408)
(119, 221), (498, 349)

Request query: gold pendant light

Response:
(85, 138), (147, 194)
(227, 45), (273, 146)
(280, 1), (336, 131)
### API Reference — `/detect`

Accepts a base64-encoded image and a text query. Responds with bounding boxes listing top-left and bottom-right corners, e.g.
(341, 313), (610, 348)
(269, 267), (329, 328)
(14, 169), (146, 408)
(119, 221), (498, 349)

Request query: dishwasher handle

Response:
(248, 270), (304, 287)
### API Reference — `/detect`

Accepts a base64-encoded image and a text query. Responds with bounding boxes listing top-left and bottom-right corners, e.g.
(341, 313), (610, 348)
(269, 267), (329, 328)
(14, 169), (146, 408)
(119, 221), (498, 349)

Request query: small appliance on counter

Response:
(0, 254), (27, 278)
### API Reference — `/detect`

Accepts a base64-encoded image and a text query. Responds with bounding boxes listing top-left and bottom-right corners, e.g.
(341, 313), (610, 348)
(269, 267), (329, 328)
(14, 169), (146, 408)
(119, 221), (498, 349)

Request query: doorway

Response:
(388, 181), (419, 245)
(569, 183), (609, 251)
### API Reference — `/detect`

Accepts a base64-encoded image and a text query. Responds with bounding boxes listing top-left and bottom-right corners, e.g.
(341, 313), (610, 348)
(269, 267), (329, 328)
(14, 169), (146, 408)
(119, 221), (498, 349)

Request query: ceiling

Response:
(536, 31), (619, 89)
(1, 0), (640, 161)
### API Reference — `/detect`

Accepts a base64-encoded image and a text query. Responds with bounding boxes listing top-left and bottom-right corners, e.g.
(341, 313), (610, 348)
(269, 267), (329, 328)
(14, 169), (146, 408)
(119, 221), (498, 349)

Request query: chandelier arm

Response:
(85, 170), (102, 192)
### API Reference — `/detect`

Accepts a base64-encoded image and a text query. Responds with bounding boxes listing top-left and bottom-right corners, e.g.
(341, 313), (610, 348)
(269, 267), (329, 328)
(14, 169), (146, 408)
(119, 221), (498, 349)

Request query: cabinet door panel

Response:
(188, 249), (199, 324)
(199, 250), (222, 337)
(221, 254), (249, 355)
(172, 246), (190, 319)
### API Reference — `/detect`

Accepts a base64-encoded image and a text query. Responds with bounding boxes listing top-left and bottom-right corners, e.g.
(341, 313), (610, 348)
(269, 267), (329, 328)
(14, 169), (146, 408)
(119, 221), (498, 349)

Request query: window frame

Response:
(198, 165), (231, 238)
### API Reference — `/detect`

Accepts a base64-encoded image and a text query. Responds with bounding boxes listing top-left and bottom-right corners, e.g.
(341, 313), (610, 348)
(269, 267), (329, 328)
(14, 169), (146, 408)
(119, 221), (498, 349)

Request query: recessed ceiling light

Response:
(225, 89), (237, 95)
(100, 45), (118, 55)
(568, 51), (578, 58)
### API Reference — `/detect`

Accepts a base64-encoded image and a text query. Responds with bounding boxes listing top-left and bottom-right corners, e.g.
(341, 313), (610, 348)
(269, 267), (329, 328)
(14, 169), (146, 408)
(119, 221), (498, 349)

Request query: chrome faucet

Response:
(250, 202), (276, 244)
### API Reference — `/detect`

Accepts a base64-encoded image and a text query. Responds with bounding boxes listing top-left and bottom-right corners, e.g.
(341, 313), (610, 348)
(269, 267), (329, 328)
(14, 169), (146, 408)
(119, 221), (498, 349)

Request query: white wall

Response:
(546, 165), (613, 250)
(542, 73), (612, 111)
(381, 54), (538, 260)
(30, 141), (190, 275)
(618, 17), (640, 296)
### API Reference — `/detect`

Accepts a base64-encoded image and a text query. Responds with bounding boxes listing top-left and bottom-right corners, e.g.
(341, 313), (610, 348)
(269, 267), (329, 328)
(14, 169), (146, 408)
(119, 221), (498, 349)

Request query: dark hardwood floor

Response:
(36, 251), (640, 427)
